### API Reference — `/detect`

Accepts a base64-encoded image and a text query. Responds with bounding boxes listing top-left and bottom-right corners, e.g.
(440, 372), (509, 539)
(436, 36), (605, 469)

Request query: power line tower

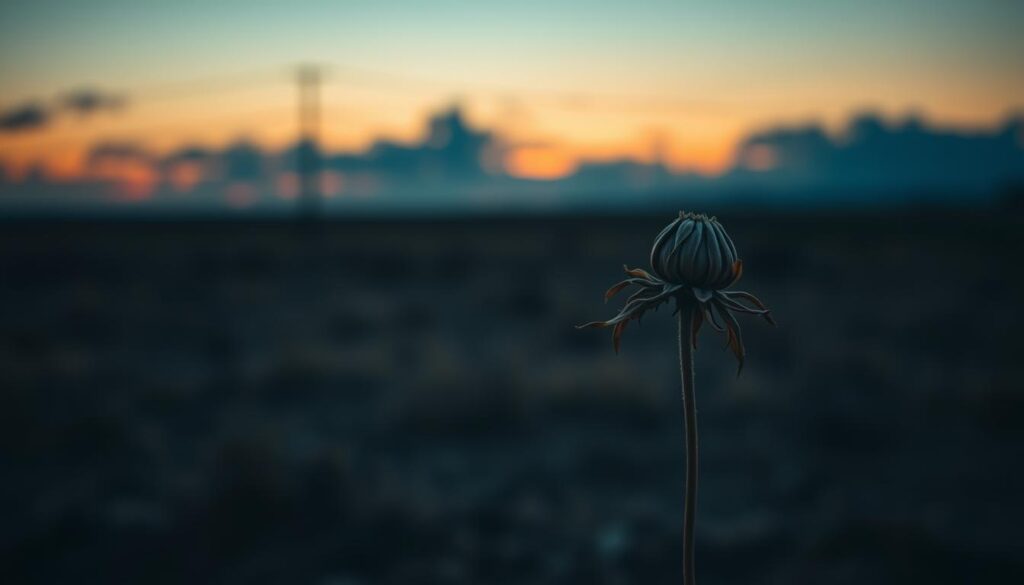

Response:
(297, 64), (322, 219)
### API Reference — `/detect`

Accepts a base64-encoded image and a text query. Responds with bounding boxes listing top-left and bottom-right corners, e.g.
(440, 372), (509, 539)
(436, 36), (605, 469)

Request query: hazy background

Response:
(1, 1), (1023, 584)
(2, 0), (1023, 214)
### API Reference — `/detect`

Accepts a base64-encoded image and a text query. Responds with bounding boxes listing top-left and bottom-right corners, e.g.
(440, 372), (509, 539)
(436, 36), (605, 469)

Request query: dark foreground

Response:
(1, 212), (1023, 584)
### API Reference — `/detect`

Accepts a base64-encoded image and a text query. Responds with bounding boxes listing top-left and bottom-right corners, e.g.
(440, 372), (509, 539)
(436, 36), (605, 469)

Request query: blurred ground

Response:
(1, 212), (1023, 584)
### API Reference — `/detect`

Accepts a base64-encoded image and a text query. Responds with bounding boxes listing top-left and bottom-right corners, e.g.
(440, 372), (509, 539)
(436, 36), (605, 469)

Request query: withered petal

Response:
(703, 303), (726, 332)
(730, 259), (743, 285)
(717, 303), (746, 376)
(604, 280), (634, 302)
(612, 320), (628, 354)
(623, 265), (656, 280)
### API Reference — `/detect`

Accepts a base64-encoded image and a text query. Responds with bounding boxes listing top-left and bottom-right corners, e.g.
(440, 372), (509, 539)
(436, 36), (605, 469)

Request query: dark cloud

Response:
(322, 107), (497, 181)
(221, 141), (265, 181)
(0, 88), (124, 134)
(157, 145), (215, 175)
(163, 146), (215, 166)
(729, 112), (1024, 194)
(0, 103), (49, 132)
(87, 141), (153, 165)
(61, 89), (125, 116)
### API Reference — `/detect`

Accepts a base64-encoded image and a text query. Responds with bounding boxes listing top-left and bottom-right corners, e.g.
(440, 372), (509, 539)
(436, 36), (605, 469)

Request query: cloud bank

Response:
(0, 88), (125, 134)
(1, 106), (1022, 215)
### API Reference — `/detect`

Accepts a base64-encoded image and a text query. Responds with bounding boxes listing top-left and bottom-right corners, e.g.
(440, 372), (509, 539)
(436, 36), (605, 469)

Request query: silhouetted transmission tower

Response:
(296, 65), (322, 218)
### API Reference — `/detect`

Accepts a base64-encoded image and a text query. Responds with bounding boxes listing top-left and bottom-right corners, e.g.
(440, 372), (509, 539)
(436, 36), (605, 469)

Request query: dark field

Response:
(2, 213), (1023, 584)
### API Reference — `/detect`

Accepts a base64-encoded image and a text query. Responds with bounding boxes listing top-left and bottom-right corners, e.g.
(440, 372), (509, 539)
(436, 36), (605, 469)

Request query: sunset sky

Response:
(1, 0), (1022, 181)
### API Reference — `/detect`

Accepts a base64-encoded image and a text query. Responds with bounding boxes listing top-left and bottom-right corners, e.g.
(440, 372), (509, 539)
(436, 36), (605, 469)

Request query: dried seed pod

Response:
(578, 210), (773, 371)
(651, 211), (739, 291)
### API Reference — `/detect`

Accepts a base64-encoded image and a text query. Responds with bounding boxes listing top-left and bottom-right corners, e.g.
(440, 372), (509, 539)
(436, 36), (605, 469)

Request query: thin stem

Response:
(678, 302), (698, 585)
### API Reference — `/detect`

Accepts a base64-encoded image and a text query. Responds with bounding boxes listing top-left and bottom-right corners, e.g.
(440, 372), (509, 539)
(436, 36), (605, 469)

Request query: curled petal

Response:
(612, 320), (628, 354)
(723, 290), (769, 310)
(576, 284), (681, 351)
(715, 294), (770, 316)
(604, 278), (644, 302)
(719, 290), (776, 325)
(678, 291), (771, 373)
(716, 302), (746, 375)
(666, 220), (697, 267)
(649, 220), (681, 278)
(704, 223), (729, 286)
(702, 303), (726, 332)
(623, 265), (657, 281)
(691, 225), (710, 284)
(730, 260), (743, 285)
(626, 286), (655, 305)
(722, 225), (739, 263)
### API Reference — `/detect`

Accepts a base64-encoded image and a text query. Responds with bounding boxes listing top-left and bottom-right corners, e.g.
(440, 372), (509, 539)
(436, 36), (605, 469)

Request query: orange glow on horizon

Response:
(47, 150), (80, 180)
(0, 82), (1019, 189)
(91, 161), (157, 202)
(0, 77), (755, 186)
(737, 145), (778, 172)
(505, 146), (577, 180)
(168, 162), (204, 192)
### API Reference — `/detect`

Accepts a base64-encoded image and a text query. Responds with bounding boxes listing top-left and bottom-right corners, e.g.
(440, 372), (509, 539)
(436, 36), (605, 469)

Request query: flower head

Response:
(578, 211), (774, 373)
(651, 211), (739, 290)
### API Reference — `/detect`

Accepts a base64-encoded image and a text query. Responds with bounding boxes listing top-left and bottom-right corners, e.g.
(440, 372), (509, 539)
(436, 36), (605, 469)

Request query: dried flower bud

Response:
(650, 211), (739, 291)
(579, 211), (772, 370)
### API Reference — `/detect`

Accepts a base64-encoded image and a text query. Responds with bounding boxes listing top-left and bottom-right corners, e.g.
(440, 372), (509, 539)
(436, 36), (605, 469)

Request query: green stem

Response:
(678, 302), (698, 585)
